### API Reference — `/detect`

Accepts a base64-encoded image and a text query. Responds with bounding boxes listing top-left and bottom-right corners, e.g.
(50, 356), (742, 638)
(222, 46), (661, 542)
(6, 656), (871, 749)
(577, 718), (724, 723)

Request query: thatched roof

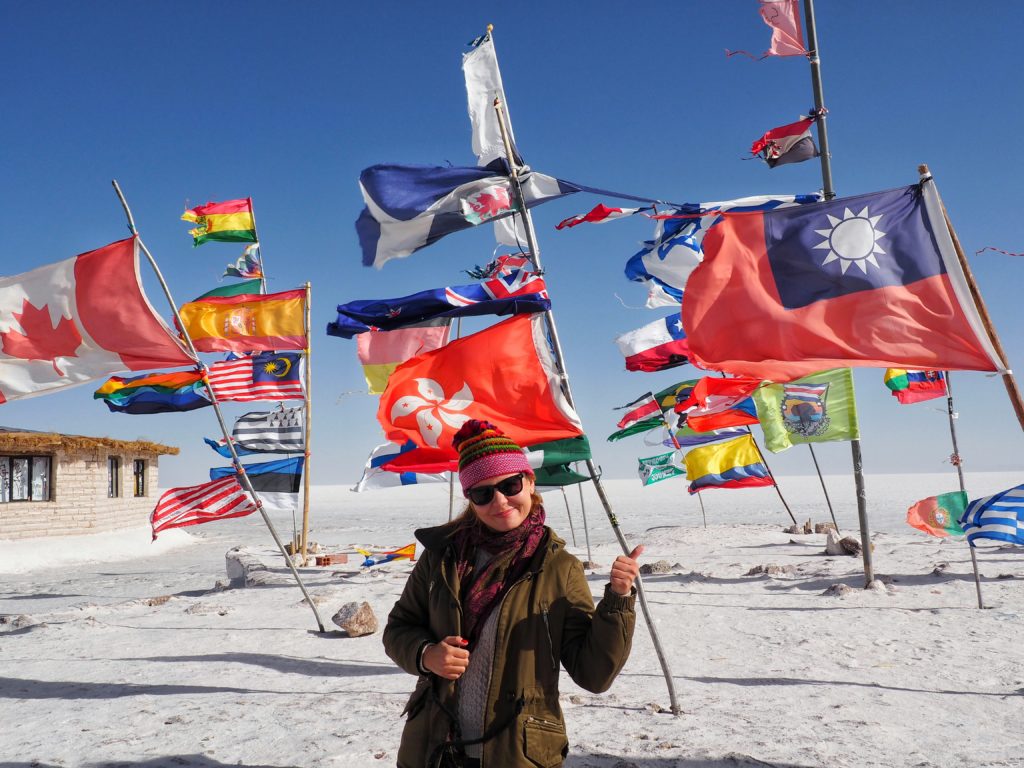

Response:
(0, 427), (178, 456)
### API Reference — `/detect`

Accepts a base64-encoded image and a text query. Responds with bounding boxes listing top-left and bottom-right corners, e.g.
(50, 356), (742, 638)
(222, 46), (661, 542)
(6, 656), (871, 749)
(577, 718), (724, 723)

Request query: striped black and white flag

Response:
(231, 406), (305, 453)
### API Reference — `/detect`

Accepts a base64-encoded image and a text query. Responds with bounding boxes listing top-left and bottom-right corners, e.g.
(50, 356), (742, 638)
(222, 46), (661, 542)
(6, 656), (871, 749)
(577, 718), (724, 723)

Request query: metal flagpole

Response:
(802, 0), (874, 586)
(112, 181), (326, 633)
(807, 444), (840, 533)
(491, 78), (680, 714)
(661, 400), (709, 528)
(576, 473), (593, 564)
(943, 372), (984, 608)
(447, 317), (462, 522)
(299, 282), (313, 565)
(246, 197), (269, 295)
(559, 486), (578, 547)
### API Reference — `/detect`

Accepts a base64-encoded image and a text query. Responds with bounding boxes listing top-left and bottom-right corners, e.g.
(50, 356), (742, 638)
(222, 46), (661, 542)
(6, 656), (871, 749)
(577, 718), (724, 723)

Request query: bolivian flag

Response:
(178, 289), (306, 354)
(182, 198), (257, 246)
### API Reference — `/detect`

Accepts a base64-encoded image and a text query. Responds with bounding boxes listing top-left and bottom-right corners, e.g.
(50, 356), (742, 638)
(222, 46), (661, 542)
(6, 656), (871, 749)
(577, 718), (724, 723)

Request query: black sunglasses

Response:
(466, 473), (526, 506)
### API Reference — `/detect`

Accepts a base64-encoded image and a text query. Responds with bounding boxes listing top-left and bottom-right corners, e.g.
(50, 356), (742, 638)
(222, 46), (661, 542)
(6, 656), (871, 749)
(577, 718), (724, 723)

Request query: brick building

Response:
(0, 427), (177, 540)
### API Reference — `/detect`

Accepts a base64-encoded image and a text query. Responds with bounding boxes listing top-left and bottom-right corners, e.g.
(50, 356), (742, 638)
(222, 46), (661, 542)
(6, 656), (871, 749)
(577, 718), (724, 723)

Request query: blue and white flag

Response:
(625, 194), (821, 308)
(353, 441), (450, 492)
(959, 483), (1024, 546)
(356, 161), (581, 268)
(203, 436), (258, 458)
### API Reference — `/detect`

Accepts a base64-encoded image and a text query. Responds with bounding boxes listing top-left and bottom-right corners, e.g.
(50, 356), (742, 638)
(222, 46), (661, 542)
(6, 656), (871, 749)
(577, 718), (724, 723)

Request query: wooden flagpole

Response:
(299, 282), (313, 565)
(489, 41), (680, 714)
(943, 372), (984, 608)
(917, 164), (1024, 432)
(111, 181), (326, 632)
(802, 0), (874, 586)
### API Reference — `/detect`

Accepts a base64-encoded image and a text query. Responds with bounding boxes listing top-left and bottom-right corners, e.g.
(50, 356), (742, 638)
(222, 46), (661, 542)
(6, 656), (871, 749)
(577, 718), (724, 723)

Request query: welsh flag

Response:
(377, 313), (583, 459)
(0, 238), (196, 403)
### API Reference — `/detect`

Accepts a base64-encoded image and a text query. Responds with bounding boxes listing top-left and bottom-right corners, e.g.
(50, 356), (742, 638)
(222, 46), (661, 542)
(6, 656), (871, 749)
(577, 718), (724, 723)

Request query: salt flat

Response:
(1, 474), (1021, 768)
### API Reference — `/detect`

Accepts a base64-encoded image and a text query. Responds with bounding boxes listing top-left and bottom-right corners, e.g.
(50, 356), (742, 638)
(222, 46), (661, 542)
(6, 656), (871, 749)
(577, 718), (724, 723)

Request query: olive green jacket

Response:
(382, 522), (636, 768)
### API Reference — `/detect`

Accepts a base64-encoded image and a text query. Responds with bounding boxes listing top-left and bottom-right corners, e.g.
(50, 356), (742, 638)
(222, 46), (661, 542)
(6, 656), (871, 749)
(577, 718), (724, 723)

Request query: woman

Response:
(383, 420), (643, 768)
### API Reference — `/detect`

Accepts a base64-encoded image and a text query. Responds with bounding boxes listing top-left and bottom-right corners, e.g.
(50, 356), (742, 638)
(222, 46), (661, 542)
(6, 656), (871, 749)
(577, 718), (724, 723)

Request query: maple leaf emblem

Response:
(1, 299), (82, 376)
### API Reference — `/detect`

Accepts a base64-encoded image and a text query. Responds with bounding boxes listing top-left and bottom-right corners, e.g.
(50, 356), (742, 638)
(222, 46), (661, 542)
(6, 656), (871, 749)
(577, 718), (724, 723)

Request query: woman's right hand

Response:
(422, 635), (470, 680)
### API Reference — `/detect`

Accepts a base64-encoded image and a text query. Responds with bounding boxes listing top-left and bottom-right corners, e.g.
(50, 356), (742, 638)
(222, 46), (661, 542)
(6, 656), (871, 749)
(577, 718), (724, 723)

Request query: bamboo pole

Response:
(491, 70), (680, 715)
(802, 0), (875, 586)
(111, 181), (326, 632)
(944, 373), (984, 608)
(299, 282), (313, 565)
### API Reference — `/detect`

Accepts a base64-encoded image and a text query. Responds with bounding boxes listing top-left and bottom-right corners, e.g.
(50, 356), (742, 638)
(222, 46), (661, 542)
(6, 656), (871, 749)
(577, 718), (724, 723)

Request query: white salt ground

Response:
(1, 473), (1021, 768)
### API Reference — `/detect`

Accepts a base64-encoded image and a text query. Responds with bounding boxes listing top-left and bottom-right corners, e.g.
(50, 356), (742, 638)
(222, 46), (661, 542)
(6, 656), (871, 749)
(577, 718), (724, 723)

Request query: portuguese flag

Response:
(906, 492), (967, 538)
(182, 198), (257, 246)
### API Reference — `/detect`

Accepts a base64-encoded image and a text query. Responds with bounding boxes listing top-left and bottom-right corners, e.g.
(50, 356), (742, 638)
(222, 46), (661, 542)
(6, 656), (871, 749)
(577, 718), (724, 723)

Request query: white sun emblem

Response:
(813, 206), (886, 274)
(390, 378), (473, 447)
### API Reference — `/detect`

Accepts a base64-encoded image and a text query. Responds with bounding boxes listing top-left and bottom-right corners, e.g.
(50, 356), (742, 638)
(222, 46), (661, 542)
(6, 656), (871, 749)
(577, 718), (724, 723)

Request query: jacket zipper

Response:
(541, 606), (557, 671)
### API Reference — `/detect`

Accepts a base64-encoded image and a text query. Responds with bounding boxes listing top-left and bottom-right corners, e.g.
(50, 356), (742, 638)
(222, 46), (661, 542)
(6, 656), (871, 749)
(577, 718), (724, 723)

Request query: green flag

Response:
(607, 417), (664, 442)
(526, 436), (592, 487)
(193, 278), (263, 300)
(753, 368), (859, 453)
(637, 451), (685, 486)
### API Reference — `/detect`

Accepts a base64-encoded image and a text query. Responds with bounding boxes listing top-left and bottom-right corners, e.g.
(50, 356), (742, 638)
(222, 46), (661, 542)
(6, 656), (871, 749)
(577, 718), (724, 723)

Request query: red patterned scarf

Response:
(454, 505), (547, 648)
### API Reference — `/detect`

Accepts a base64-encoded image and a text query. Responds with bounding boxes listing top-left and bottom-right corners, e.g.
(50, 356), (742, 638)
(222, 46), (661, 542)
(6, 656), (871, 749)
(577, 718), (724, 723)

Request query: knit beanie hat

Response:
(452, 419), (534, 495)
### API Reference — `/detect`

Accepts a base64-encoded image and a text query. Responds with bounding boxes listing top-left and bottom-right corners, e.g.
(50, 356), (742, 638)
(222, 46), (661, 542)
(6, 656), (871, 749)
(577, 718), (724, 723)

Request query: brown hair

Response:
(454, 491), (544, 531)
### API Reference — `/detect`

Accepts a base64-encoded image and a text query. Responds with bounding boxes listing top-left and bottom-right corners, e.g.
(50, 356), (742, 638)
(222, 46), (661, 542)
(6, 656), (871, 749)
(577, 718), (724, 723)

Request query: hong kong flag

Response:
(378, 313), (583, 465)
(683, 181), (1006, 381)
(0, 238), (196, 403)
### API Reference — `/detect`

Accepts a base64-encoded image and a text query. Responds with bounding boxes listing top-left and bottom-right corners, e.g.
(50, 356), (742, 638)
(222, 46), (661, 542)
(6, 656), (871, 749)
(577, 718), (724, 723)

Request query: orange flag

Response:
(377, 313), (582, 455)
(178, 288), (306, 353)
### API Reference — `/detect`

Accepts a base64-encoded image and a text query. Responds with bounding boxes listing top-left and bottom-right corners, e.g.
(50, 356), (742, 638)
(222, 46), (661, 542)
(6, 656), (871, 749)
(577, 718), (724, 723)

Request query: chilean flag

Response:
(683, 182), (1006, 381)
(615, 312), (691, 373)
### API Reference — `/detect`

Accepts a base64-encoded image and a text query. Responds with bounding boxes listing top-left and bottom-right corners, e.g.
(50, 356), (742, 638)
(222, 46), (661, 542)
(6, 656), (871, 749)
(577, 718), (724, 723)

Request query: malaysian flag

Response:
(206, 352), (305, 402)
(959, 483), (1024, 546)
(151, 476), (257, 539)
(231, 406), (305, 453)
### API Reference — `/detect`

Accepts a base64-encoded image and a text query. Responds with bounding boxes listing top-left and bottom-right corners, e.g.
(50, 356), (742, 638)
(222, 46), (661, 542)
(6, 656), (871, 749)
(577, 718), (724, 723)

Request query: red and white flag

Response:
(615, 392), (661, 429)
(556, 204), (644, 230)
(378, 313), (582, 456)
(751, 117), (819, 167)
(675, 376), (763, 432)
(151, 476), (258, 539)
(0, 238), (195, 403)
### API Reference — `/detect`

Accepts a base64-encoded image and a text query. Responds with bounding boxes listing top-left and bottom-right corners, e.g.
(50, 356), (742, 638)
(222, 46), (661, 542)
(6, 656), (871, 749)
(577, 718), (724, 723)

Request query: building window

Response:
(0, 455), (51, 502)
(108, 457), (121, 498)
(133, 459), (147, 497)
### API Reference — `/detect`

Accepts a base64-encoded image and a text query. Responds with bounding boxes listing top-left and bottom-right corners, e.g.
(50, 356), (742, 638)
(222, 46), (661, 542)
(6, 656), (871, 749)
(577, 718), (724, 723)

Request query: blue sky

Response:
(2, 1), (1022, 490)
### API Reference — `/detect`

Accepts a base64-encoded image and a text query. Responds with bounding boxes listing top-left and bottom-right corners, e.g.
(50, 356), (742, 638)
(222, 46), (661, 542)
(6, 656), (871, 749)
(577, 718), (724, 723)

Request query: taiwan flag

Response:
(682, 181), (1006, 381)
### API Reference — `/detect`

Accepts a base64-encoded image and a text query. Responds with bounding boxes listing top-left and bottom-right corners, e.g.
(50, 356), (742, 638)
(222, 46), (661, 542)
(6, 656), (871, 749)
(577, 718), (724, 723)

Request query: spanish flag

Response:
(182, 198), (257, 246)
(178, 289), (306, 354)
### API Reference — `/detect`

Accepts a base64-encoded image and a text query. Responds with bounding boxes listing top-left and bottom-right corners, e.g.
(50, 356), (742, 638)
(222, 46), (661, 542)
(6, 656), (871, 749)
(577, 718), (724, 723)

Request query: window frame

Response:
(133, 459), (147, 498)
(107, 456), (121, 498)
(0, 454), (53, 503)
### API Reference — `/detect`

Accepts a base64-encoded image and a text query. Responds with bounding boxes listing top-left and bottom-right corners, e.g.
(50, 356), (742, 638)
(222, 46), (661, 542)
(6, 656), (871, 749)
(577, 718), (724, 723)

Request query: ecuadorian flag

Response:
(182, 198), (257, 246)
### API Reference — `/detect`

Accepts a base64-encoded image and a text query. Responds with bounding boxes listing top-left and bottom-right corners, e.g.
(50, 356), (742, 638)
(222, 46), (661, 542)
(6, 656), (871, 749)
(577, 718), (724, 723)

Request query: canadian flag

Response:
(377, 313), (583, 456)
(0, 237), (196, 403)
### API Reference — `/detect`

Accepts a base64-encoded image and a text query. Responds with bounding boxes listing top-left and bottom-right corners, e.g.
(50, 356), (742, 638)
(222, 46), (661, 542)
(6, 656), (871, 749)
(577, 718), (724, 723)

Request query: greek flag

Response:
(230, 406), (305, 454)
(959, 483), (1024, 545)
